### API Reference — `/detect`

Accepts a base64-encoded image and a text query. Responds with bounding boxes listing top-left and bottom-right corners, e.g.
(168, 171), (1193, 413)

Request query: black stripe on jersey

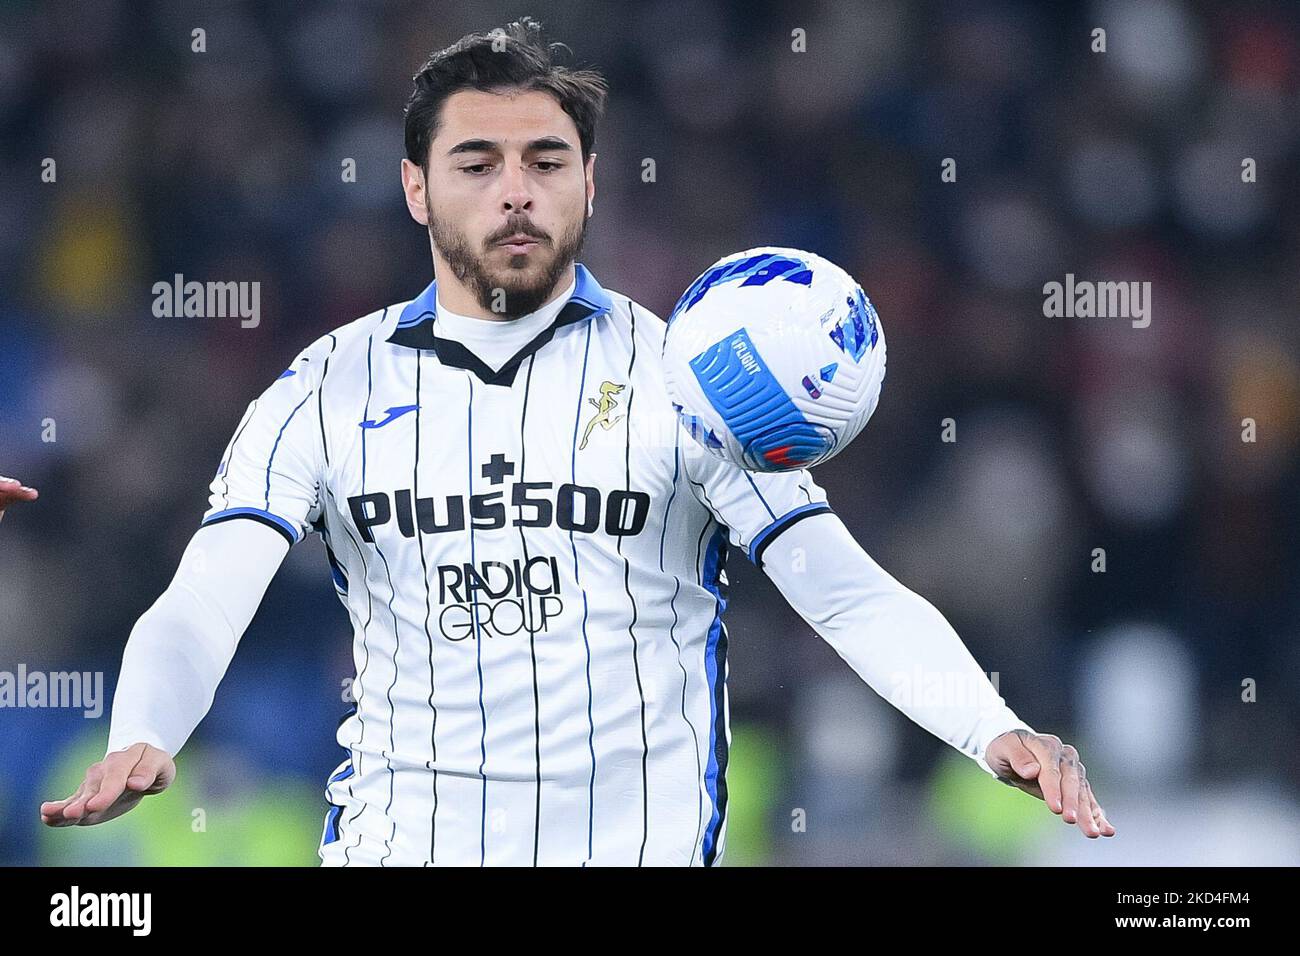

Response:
(622, 301), (650, 865)
(466, 373), (492, 866)
(370, 394), (404, 864)
(751, 503), (835, 569)
(741, 472), (779, 523)
(332, 310), (391, 865)
(388, 296), (603, 388)
(686, 476), (721, 523)
(220, 400), (259, 509)
(661, 418), (705, 864)
(318, 333), (337, 467)
(353, 322), (402, 865)
(516, 353), (544, 865)
(565, 321), (598, 863)
(798, 478), (813, 504)
(203, 509), (295, 546)
(326, 483), (373, 862)
(413, 351), (441, 864)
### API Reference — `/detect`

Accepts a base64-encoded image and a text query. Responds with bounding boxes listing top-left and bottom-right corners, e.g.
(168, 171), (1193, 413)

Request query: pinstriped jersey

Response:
(203, 263), (832, 866)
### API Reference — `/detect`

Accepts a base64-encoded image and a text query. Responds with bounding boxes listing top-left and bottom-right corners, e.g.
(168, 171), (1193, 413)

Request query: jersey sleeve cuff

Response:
(105, 731), (174, 760)
(749, 502), (834, 568)
(202, 507), (300, 546)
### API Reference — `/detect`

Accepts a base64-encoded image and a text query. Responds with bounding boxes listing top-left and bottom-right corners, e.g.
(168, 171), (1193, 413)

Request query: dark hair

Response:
(404, 16), (609, 173)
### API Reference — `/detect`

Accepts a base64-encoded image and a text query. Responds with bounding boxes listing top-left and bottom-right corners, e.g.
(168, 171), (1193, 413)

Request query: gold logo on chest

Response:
(579, 381), (625, 449)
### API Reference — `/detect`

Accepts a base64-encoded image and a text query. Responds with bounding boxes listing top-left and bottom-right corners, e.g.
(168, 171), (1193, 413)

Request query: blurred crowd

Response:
(1, 0), (1298, 865)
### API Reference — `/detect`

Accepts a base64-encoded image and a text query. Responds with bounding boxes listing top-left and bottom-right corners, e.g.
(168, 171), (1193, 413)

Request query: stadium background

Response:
(2, 0), (1298, 865)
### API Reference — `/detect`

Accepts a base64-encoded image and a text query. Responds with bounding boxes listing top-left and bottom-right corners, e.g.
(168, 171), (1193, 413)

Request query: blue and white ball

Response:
(662, 247), (887, 472)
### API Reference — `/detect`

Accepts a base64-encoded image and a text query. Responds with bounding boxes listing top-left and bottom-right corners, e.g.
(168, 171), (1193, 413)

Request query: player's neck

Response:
(432, 261), (577, 322)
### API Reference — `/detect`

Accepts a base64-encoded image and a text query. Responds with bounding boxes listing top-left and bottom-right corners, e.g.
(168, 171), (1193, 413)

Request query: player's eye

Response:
(460, 163), (494, 175)
(534, 161), (563, 172)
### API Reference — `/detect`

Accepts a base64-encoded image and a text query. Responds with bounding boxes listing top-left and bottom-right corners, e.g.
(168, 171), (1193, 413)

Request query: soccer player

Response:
(0, 475), (38, 525)
(40, 18), (1114, 864)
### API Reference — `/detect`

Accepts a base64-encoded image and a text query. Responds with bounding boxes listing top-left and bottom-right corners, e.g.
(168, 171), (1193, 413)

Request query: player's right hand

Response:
(39, 743), (176, 827)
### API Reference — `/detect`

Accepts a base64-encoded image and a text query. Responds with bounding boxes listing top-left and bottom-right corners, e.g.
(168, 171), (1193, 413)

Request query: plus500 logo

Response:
(347, 482), (650, 542)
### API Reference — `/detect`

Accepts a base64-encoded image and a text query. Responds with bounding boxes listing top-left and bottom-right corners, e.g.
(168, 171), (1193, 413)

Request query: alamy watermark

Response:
(152, 273), (260, 328)
(50, 886), (151, 936)
(887, 667), (1004, 712)
(1043, 273), (1151, 328)
(0, 665), (103, 718)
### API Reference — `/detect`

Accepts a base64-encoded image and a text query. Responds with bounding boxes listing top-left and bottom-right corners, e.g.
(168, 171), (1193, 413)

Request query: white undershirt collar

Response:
(433, 274), (577, 372)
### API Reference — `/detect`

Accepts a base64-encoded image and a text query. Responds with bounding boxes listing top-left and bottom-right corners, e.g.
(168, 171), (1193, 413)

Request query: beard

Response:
(427, 198), (588, 319)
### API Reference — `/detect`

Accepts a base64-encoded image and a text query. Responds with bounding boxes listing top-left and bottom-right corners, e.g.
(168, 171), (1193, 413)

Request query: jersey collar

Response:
(387, 262), (614, 387)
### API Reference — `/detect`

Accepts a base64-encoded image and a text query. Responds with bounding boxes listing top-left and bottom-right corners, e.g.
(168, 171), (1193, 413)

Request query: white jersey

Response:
(203, 263), (832, 866)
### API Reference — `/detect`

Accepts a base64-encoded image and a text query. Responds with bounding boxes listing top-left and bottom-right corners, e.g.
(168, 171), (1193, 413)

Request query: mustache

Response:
(487, 223), (550, 245)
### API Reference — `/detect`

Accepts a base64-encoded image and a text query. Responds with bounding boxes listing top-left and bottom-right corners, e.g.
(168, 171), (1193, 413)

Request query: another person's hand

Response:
(984, 729), (1117, 838)
(0, 475), (38, 524)
(40, 742), (176, 827)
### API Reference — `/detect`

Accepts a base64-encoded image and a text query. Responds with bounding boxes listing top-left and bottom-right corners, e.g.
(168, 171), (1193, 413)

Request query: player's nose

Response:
(500, 162), (533, 214)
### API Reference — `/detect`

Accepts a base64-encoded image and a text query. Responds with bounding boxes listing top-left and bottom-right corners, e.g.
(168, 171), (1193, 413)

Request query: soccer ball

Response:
(662, 247), (887, 472)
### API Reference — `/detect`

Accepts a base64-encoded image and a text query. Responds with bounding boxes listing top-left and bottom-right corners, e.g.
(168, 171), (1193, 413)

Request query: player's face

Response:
(408, 88), (595, 319)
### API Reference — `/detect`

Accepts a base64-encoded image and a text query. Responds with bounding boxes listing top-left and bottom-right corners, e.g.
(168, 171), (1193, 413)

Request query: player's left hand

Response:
(984, 729), (1116, 838)
(0, 475), (38, 524)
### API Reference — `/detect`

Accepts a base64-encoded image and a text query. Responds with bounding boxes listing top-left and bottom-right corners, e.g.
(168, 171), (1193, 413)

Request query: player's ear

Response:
(585, 151), (597, 218)
(401, 158), (430, 226)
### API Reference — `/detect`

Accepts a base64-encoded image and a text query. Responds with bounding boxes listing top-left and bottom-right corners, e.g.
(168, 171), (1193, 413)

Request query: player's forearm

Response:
(105, 520), (289, 757)
(761, 512), (1032, 775)
(106, 581), (238, 755)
